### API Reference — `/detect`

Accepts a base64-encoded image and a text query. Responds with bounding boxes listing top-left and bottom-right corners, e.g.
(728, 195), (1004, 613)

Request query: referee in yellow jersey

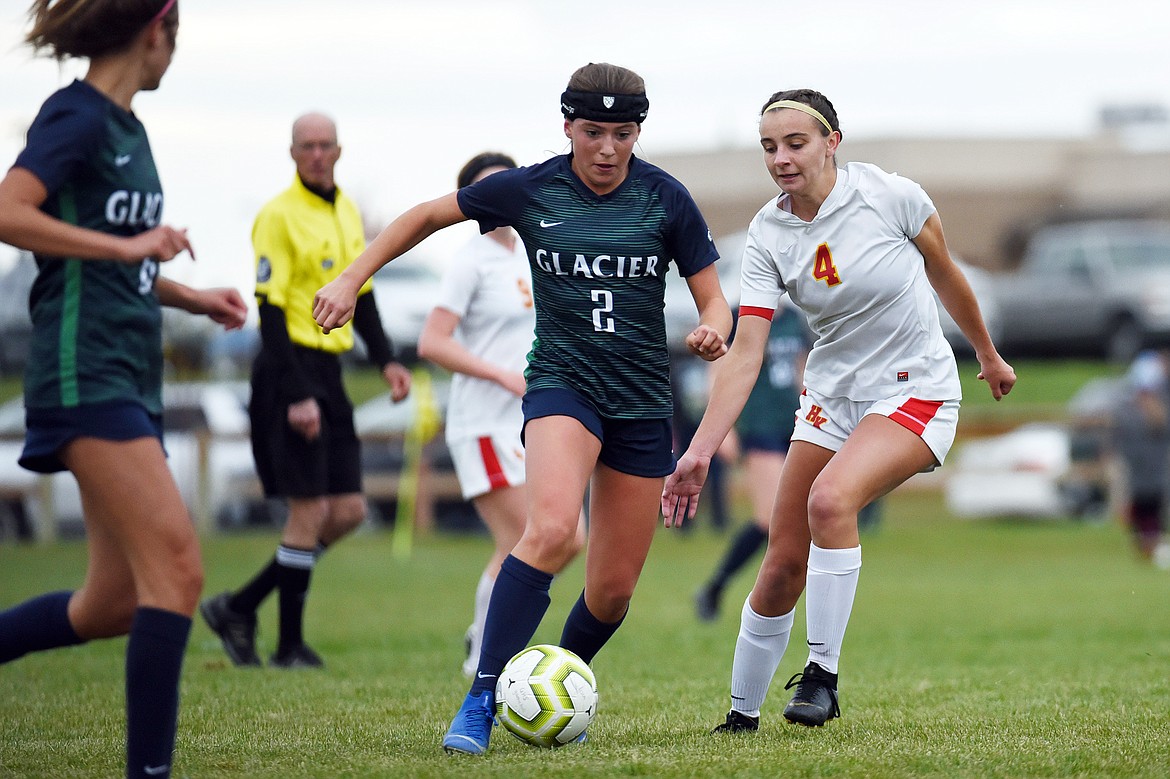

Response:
(201, 112), (411, 669)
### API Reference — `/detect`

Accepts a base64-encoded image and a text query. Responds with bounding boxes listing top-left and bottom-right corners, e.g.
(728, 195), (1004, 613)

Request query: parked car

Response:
(0, 382), (267, 539)
(988, 219), (1170, 362)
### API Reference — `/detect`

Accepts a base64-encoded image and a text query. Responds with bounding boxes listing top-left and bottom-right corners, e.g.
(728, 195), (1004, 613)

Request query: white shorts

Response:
(448, 433), (527, 500)
(791, 389), (960, 470)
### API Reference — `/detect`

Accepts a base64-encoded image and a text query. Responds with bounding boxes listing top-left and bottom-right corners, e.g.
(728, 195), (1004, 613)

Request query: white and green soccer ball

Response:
(495, 644), (598, 748)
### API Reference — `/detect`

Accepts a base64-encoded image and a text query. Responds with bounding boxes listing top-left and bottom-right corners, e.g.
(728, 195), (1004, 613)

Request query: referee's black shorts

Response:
(249, 346), (362, 499)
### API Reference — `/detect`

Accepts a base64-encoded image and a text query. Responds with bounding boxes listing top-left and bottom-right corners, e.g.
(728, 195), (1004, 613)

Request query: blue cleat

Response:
(442, 690), (495, 755)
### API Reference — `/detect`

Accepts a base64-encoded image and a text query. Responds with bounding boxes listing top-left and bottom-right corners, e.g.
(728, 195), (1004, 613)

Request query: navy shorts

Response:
(521, 386), (675, 478)
(249, 347), (362, 499)
(20, 400), (163, 474)
(737, 430), (792, 455)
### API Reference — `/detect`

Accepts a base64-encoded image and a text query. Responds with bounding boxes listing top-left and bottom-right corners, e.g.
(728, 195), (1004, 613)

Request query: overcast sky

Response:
(2, 0), (1169, 298)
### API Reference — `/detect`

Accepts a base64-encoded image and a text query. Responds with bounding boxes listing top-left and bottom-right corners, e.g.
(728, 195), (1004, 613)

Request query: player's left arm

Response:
(916, 213), (1016, 400)
(156, 277), (248, 330)
(684, 263), (732, 361)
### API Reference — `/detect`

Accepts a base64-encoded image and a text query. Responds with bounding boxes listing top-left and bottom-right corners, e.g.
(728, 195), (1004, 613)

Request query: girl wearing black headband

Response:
(0, 2), (248, 777)
(315, 62), (732, 755)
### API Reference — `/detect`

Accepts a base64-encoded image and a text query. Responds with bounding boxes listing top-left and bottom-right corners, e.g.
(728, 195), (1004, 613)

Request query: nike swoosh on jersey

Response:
(539, 220), (564, 228)
(115, 154), (132, 166)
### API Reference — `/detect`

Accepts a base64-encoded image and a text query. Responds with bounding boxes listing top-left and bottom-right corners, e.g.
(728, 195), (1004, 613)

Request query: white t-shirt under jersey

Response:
(739, 161), (961, 402)
(437, 232), (536, 443)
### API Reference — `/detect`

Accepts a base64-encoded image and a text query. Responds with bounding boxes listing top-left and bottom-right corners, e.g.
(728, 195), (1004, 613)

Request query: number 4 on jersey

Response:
(812, 243), (842, 286)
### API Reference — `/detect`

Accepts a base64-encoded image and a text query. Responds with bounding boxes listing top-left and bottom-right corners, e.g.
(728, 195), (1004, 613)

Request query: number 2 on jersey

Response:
(812, 243), (842, 286)
(591, 289), (616, 333)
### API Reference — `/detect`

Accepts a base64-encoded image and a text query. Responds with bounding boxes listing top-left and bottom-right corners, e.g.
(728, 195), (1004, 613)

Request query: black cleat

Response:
(200, 592), (260, 667)
(270, 643), (324, 669)
(782, 662), (840, 726)
(711, 709), (759, 733)
(694, 585), (721, 622)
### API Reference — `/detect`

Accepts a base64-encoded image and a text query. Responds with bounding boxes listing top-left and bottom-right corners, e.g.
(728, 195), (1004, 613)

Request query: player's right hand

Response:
(314, 276), (359, 334)
(661, 451), (711, 528)
(123, 225), (193, 263)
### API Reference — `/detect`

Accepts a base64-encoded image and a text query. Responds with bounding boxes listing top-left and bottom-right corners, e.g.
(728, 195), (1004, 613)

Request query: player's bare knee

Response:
(519, 520), (579, 570)
(168, 555), (205, 614)
(758, 553), (806, 597)
(806, 483), (858, 534)
(588, 587), (632, 623)
(72, 589), (137, 638)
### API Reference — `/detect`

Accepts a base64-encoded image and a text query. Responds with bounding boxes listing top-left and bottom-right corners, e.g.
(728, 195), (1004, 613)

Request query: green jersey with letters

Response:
(15, 80), (165, 413)
(457, 155), (718, 419)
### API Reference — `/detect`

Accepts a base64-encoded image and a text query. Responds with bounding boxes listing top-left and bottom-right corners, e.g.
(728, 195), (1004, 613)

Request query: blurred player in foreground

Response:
(0, 2), (248, 776)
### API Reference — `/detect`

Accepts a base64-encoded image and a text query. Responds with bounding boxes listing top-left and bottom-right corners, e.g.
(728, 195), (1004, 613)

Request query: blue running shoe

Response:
(442, 690), (495, 755)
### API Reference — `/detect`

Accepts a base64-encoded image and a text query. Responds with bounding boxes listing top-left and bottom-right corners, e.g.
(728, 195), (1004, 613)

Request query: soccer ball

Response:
(495, 644), (598, 748)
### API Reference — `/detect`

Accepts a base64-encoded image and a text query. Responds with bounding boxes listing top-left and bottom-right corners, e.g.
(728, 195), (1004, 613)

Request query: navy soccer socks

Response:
(470, 554), (552, 696)
(125, 606), (191, 778)
(0, 590), (84, 663)
(560, 590), (624, 664)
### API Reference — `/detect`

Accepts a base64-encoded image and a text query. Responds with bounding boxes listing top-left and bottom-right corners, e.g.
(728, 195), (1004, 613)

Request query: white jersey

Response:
(739, 161), (961, 401)
(438, 232), (535, 443)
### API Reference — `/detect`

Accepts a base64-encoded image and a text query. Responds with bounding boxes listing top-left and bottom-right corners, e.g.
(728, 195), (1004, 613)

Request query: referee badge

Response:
(257, 256), (271, 283)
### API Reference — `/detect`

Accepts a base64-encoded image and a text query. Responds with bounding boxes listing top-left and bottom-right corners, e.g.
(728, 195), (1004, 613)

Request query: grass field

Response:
(2, 489), (1170, 778)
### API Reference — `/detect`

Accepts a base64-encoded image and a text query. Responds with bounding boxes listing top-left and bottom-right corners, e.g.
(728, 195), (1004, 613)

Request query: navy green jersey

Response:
(456, 154), (718, 419)
(13, 80), (165, 413)
(736, 306), (811, 440)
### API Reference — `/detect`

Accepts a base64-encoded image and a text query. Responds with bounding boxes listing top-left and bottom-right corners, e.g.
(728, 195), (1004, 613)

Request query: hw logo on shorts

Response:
(805, 404), (829, 429)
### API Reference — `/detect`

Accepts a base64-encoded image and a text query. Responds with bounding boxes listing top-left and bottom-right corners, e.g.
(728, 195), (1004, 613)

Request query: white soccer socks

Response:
(804, 543), (862, 674)
(729, 599), (795, 717)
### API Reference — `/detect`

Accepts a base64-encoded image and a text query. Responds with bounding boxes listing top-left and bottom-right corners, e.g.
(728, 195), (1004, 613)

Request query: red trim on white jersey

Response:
(478, 436), (510, 490)
(739, 305), (775, 321)
(888, 398), (944, 436)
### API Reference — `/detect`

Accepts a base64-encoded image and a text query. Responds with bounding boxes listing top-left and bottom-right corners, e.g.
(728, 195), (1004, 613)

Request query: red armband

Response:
(738, 305), (775, 321)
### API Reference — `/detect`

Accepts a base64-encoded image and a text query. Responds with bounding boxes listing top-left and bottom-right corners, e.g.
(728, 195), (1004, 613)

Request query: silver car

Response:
(989, 219), (1170, 362)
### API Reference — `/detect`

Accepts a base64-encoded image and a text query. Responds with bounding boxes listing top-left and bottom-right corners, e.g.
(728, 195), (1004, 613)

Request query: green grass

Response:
(955, 358), (1120, 430)
(2, 491), (1170, 777)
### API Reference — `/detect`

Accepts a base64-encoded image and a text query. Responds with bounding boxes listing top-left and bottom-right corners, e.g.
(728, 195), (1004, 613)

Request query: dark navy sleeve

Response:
(13, 87), (103, 197)
(652, 166), (719, 278)
(455, 162), (544, 234)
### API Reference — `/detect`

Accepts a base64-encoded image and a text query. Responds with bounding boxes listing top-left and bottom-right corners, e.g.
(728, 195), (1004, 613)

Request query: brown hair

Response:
(457, 152), (517, 189)
(25, 0), (178, 61)
(759, 88), (843, 139)
(566, 62), (646, 97)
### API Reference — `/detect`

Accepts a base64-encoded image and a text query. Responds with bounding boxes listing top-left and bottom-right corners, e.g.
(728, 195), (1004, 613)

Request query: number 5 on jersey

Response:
(813, 243), (842, 286)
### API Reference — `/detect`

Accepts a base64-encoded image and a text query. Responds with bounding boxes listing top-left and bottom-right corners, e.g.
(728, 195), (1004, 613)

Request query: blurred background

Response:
(2, 0), (1169, 553)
